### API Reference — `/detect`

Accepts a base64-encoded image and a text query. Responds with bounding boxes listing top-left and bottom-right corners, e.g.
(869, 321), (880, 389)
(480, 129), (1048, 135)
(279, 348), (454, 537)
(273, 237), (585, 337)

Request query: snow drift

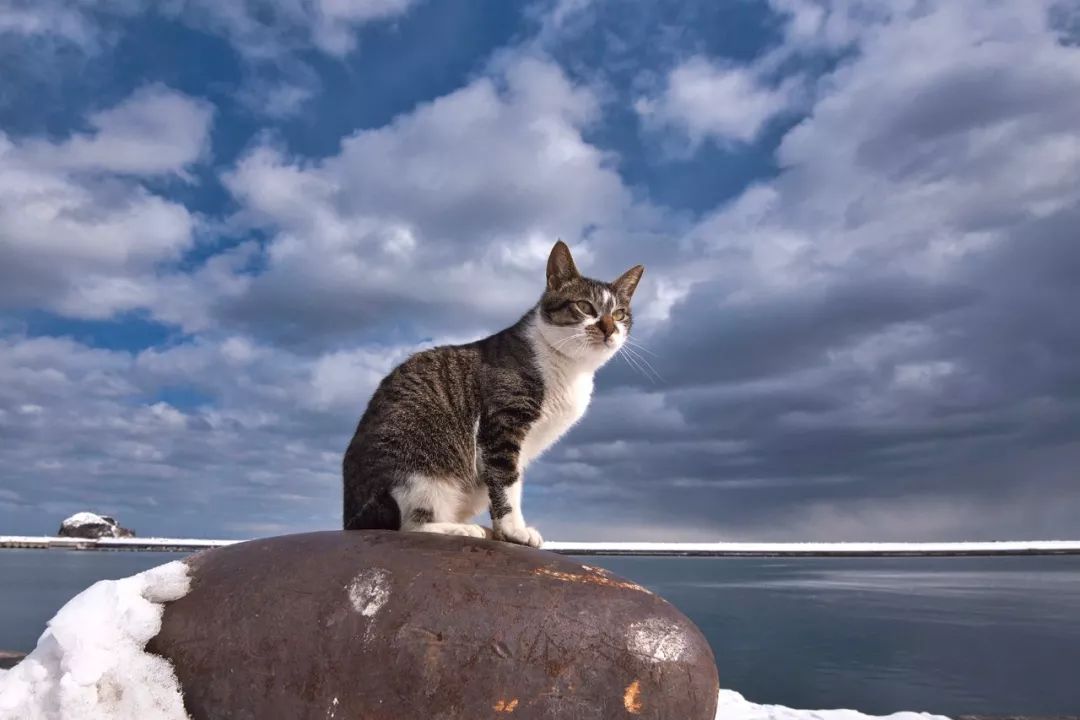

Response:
(0, 561), (191, 720)
(716, 689), (950, 720)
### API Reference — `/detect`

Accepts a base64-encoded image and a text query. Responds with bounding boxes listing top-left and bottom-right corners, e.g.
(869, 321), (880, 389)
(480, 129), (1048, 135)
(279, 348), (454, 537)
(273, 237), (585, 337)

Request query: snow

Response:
(716, 690), (950, 720)
(626, 618), (688, 662)
(347, 568), (391, 617)
(100, 537), (233, 548)
(60, 513), (110, 528)
(0, 561), (192, 720)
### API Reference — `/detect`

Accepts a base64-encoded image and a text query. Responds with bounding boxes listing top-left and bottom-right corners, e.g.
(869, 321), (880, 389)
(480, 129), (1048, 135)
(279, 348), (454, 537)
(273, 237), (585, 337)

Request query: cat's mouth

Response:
(581, 327), (620, 351)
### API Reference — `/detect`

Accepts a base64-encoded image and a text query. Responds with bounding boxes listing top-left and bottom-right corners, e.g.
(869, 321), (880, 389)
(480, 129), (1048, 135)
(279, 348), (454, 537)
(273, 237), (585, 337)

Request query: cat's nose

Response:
(597, 315), (616, 338)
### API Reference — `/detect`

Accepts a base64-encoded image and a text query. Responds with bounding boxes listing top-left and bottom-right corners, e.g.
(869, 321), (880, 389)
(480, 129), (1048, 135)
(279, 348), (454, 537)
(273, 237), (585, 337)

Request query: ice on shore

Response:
(716, 689), (950, 720)
(0, 561), (191, 720)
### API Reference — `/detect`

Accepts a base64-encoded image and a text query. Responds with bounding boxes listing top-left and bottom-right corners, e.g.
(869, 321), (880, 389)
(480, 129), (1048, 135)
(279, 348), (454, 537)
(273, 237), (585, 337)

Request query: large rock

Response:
(149, 530), (718, 719)
(57, 512), (135, 539)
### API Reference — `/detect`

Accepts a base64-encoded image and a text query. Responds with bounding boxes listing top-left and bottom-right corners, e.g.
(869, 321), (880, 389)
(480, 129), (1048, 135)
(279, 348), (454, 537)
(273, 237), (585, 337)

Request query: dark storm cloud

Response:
(645, 274), (974, 388)
(545, 194), (1080, 539)
(520, 1), (1080, 540)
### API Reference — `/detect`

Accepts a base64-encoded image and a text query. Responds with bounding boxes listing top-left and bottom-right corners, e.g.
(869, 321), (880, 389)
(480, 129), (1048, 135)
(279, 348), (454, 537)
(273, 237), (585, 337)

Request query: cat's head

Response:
(535, 240), (644, 366)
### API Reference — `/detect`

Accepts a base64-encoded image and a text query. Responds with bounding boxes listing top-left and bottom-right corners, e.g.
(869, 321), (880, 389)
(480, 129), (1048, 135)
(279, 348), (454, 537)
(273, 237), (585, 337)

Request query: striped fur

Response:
(342, 241), (643, 547)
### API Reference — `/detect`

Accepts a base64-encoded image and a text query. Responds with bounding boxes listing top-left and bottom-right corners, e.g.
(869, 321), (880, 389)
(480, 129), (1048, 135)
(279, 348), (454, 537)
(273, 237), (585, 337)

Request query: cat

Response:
(342, 240), (644, 547)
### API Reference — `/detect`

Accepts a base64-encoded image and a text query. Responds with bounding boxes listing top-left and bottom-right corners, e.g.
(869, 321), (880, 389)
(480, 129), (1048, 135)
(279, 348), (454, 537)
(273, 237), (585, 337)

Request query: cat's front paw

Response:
(496, 524), (544, 548)
(413, 522), (491, 539)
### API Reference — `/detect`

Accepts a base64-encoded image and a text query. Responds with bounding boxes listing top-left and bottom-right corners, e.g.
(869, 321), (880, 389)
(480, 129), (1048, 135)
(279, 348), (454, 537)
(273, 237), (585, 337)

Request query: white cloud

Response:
(0, 86), (211, 317)
(0, 0), (418, 58)
(675, 1), (1080, 301)
(0, 329), (475, 535)
(237, 77), (319, 119)
(637, 55), (796, 146)
(766, 0), (884, 53)
(19, 84), (214, 177)
(0, 2), (97, 46)
(745, 2), (1080, 277)
(0, 0), (146, 49)
(0, 1), (405, 118)
(190, 55), (645, 342)
(309, 0), (415, 55)
(156, 0), (418, 58)
(320, 55), (614, 240)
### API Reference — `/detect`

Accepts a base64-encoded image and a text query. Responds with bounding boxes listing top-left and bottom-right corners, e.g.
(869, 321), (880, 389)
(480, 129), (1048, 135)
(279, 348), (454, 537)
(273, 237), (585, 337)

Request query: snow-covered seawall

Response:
(0, 562), (191, 720)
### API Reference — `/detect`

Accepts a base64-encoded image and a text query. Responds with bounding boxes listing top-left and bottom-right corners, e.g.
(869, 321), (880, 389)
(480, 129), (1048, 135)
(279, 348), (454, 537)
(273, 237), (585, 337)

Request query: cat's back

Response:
(342, 342), (485, 530)
(350, 321), (541, 444)
(367, 342), (483, 414)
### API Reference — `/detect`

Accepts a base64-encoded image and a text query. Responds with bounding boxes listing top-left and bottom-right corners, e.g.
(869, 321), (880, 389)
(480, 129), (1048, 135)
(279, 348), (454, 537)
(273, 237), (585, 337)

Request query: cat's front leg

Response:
(490, 478), (543, 548)
(480, 408), (544, 548)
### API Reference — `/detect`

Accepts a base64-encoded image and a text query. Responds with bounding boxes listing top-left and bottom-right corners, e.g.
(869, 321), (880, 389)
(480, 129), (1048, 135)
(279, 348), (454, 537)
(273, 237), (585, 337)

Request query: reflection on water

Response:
(1, 551), (1078, 715)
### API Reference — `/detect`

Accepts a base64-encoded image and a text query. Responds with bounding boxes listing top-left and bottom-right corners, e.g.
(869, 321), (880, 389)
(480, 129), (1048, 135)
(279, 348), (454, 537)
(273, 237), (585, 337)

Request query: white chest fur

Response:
(519, 365), (593, 469)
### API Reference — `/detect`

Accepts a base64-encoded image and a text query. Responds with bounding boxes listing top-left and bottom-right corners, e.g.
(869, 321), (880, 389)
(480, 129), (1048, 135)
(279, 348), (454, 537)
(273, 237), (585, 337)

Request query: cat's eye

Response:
(575, 301), (597, 316)
(612, 309), (627, 321)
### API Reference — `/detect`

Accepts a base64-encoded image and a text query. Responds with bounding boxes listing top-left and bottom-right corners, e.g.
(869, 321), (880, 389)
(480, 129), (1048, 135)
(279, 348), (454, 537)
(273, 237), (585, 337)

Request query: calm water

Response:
(1, 550), (1079, 715)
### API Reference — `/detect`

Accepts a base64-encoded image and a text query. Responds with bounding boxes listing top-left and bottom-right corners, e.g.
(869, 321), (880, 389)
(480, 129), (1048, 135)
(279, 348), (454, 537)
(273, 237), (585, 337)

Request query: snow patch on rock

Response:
(347, 568), (391, 617)
(627, 618), (688, 663)
(58, 512), (134, 539)
(61, 512), (110, 527)
(0, 561), (192, 720)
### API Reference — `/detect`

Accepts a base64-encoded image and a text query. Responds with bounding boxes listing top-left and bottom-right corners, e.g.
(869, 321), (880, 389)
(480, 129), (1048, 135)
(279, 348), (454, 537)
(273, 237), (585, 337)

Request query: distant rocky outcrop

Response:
(57, 512), (135, 539)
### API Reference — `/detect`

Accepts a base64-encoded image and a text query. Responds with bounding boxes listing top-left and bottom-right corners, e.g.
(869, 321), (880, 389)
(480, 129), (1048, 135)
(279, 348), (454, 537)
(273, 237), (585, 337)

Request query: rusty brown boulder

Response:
(149, 530), (718, 720)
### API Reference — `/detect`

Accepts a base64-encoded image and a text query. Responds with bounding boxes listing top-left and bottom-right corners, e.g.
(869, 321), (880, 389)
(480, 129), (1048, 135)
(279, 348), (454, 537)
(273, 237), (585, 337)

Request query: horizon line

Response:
(2, 536), (1080, 557)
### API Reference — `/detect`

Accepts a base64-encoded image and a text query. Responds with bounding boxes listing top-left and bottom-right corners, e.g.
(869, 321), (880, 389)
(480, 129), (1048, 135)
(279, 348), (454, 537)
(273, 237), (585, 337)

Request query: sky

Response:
(1, 0), (1079, 541)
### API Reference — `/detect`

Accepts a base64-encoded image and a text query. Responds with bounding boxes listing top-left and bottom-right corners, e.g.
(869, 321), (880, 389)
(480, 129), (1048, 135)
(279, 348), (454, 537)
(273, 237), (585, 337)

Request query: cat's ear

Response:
(612, 264), (645, 300)
(546, 240), (580, 290)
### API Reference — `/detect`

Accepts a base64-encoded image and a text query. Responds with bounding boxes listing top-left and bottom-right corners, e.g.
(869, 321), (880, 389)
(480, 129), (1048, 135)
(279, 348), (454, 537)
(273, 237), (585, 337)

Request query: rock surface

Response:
(57, 512), (135, 539)
(149, 530), (719, 719)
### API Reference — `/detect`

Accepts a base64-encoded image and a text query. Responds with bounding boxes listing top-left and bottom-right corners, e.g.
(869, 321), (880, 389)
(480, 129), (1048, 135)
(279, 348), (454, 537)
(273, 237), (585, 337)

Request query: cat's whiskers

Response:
(575, 335), (591, 357)
(619, 343), (661, 382)
(625, 348), (661, 382)
(552, 330), (585, 344)
(619, 350), (651, 382)
(625, 338), (658, 357)
(550, 331), (589, 355)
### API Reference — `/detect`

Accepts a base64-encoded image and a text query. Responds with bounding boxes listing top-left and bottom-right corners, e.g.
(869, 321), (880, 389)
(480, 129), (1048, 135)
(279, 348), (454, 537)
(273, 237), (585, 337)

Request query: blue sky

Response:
(2, 0), (1080, 541)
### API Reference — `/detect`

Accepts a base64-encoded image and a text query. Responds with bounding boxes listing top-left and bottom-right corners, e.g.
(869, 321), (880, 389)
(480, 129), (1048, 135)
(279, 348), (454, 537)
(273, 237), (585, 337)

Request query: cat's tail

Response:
(343, 488), (402, 531)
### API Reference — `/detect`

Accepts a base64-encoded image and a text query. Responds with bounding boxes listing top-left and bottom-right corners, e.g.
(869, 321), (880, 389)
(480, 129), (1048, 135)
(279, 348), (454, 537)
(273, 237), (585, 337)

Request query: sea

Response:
(1, 550), (1078, 716)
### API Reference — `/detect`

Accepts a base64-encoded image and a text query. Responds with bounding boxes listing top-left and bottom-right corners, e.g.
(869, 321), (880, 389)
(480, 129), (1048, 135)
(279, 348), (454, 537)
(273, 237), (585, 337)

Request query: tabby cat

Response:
(342, 241), (643, 547)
